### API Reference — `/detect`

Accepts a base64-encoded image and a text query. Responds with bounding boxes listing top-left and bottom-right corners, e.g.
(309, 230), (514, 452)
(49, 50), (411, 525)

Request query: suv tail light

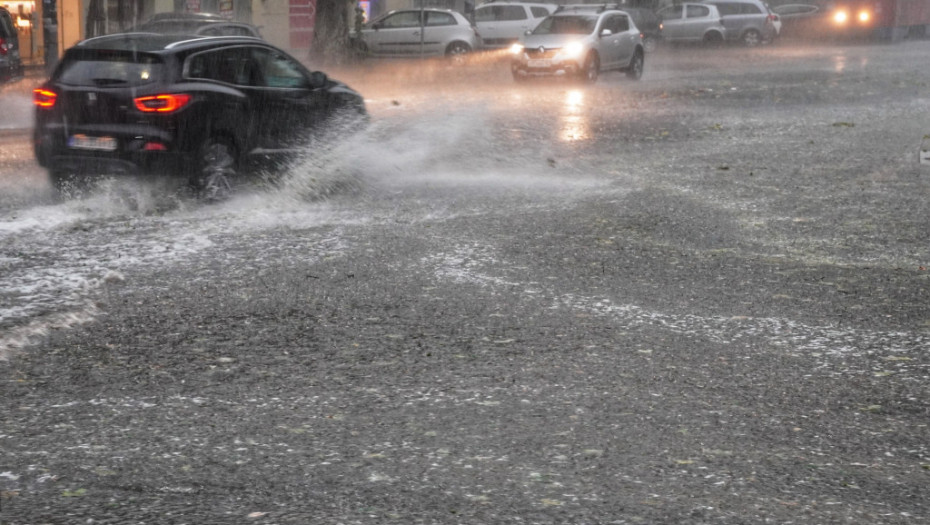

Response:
(33, 88), (58, 108)
(0, 37), (8, 55)
(134, 94), (192, 113)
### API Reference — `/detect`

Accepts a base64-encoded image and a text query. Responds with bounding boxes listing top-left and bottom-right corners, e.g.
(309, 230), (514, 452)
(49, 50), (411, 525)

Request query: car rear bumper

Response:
(43, 153), (188, 176)
(34, 124), (191, 176)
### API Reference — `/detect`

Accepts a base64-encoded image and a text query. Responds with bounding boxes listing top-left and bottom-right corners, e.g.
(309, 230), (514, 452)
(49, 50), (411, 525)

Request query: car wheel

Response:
(580, 52), (599, 84)
(704, 31), (724, 46)
(446, 42), (471, 65)
(192, 138), (237, 201)
(626, 50), (644, 80)
(742, 29), (762, 47)
(642, 36), (658, 53)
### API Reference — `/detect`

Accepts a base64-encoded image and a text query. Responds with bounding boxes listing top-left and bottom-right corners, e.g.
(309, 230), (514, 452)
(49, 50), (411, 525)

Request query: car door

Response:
(421, 10), (459, 56)
(184, 46), (260, 150)
(598, 14), (635, 69)
(710, 2), (743, 40)
(364, 10), (424, 56)
(656, 5), (686, 41)
(475, 4), (530, 47)
(247, 46), (328, 152)
(684, 4), (716, 40)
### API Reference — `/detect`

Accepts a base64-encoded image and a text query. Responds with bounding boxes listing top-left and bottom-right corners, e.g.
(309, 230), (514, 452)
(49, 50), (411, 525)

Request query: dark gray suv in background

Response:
(0, 7), (23, 84)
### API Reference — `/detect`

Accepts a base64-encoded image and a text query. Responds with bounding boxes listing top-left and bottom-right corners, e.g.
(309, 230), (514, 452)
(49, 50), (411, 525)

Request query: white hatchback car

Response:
(474, 1), (556, 49)
(656, 3), (727, 44)
(510, 5), (644, 83)
(352, 8), (480, 60)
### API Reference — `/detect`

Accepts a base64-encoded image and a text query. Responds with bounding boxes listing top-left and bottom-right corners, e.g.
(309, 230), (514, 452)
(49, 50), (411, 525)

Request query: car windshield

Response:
(532, 14), (598, 35)
(57, 51), (164, 86)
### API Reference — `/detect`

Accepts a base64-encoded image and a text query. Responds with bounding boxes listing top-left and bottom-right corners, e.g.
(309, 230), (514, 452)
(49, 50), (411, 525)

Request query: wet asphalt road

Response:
(2, 41), (930, 523)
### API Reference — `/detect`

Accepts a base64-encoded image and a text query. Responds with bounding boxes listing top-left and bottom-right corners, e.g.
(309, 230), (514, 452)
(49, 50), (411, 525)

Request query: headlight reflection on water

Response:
(559, 89), (590, 142)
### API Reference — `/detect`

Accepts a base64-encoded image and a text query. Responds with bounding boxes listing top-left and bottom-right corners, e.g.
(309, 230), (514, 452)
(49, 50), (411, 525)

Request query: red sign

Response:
(289, 0), (316, 50)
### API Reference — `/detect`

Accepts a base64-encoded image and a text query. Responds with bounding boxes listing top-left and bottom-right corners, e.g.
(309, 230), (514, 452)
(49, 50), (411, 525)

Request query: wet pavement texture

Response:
(1, 42), (929, 523)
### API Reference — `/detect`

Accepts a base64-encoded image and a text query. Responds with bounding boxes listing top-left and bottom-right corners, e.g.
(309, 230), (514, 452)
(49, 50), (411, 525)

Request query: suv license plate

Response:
(527, 59), (552, 68)
(68, 134), (118, 151)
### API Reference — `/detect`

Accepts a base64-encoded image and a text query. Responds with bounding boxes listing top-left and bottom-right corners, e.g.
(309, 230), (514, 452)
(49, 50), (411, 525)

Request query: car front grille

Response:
(524, 47), (558, 59)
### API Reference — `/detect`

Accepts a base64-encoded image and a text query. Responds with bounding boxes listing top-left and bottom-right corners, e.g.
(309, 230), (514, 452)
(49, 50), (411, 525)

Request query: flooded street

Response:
(2, 42), (930, 523)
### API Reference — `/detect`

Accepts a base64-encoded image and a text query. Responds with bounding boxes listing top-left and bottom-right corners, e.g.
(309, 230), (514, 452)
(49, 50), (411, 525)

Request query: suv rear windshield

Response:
(57, 51), (164, 87)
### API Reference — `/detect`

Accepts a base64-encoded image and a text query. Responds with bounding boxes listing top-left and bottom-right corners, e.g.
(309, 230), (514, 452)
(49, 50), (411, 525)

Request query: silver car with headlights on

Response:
(510, 4), (644, 83)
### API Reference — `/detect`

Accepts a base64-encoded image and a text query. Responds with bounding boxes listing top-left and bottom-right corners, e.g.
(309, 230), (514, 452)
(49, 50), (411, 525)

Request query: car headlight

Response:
(857, 10), (870, 23)
(558, 41), (584, 60)
(509, 43), (524, 55)
(833, 10), (848, 24)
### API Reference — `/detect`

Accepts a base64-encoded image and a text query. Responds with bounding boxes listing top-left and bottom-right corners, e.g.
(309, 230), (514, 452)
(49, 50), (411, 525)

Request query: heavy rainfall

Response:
(2, 17), (930, 524)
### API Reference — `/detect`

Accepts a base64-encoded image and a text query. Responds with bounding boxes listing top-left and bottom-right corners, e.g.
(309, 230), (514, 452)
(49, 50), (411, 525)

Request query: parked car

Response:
(33, 33), (366, 199)
(131, 12), (263, 38)
(474, 1), (555, 49)
(656, 3), (727, 45)
(0, 6), (23, 85)
(510, 5), (644, 83)
(623, 7), (662, 52)
(351, 8), (480, 61)
(699, 0), (779, 45)
(771, 3), (825, 38)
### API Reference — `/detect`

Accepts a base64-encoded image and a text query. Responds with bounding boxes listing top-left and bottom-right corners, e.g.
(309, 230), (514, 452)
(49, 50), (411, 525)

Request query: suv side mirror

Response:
(308, 71), (328, 89)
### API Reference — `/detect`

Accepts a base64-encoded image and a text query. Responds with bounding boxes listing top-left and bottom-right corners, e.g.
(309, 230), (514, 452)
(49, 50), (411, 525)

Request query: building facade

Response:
(9, 0), (486, 68)
(11, 0), (320, 67)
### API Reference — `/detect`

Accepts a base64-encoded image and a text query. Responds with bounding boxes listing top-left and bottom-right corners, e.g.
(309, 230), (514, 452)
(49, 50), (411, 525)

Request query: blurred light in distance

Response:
(559, 89), (589, 142)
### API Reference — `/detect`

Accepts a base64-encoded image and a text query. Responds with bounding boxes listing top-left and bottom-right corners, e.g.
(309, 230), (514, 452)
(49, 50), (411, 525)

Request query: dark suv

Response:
(1, 6), (24, 84)
(33, 33), (365, 197)
(132, 12), (264, 38)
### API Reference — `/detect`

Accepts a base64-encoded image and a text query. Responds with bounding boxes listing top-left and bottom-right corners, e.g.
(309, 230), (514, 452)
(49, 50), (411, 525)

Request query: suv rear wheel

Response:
(193, 138), (238, 201)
